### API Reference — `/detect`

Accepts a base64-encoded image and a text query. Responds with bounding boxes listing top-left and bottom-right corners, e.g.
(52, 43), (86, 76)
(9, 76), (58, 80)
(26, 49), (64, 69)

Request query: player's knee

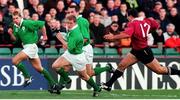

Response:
(79, 74), (89, 81)
(87, 71), (93, 77)
(12, 58), (18, 65)
(52, 63), (59, 70)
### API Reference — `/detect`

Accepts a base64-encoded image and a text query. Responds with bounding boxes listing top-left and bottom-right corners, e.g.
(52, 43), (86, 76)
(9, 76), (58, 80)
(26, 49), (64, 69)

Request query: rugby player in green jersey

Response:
(8, 11), (60, 94)
(52, 15), (101, 97)
(56, 5), (114, 89)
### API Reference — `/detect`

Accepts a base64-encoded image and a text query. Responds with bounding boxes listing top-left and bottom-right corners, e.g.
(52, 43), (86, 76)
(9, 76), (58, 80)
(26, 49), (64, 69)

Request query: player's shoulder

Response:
(144, 18), (157, 23)
(78, 16), (88, 22)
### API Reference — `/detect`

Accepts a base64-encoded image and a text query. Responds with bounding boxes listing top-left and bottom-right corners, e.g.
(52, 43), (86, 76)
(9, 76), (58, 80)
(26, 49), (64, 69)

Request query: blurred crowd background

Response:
(0, 0), (180, 55)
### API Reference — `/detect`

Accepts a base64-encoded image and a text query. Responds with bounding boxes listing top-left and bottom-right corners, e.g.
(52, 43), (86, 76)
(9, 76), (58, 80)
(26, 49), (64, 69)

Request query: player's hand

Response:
(8, 28), (13, 35)
(43, 35), (48, 41)
(104, 33), (114, 41)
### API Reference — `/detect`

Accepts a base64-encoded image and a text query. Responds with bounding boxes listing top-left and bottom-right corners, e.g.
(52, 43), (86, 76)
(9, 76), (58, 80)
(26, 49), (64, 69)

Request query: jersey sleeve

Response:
(122, 22), (134, 37)
(67, 34), (76, 52)
(79, 19), (90, 39)
(147, 18), (160, 30)
(25, 20), (45, 31)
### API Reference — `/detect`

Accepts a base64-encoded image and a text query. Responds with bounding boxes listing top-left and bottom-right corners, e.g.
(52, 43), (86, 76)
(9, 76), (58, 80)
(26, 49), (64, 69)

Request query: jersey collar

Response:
(14, 18), (23, 28)
(69, 24), (78, 31)
(76, 15), (82, 19)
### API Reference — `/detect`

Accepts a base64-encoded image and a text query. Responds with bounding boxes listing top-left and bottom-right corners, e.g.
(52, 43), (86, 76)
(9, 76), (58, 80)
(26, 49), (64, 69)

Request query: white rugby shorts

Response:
(22, 43), (39, 58)
(82, 44), (93, 64)
(62, 50), (87, 71)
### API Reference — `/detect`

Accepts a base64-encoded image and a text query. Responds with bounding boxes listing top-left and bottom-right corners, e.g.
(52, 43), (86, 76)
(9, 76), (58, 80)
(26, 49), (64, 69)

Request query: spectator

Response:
(79, 0), (89, 19)
(100, 8), (112, 27)
(114, 0), (121, 9)
(168, 7), (180, 35)
(95, 2), (103, 14)
(88, 12), (95, 24)
(149, 1), (163, 19)
(166, 0), (176, 12)
(3, 4), (16, 27)
(104, 21), (121, 47)
(31, 13), (39, 21)
(0, 21), (10, 44)
(27, 0), (39, 16)
(152, 28), (165, 45)
(44, 13), (53, 45)
(90, 14), (105, 44)
(49, 8), (57, 19)
(49, 19), (67, 45)
(56, 0), (66, 21)
(163, 23), (178, 41)
(117, 3), (128, 29)
(111, 15), (119, 24)
(0, 0), (8, 14)
(86, 0), (97, 13)
(157, 8), (170, 32)
(126, 0), (139, 9)
(22, 8), (30, 19)
(106, 0), (119, 16)
(64, 0), (73, 10)
(7, 0), (18, 8)
(165, 34), (180, 49)
(61, 19), (68, 31)
(37, 4), (46, 21)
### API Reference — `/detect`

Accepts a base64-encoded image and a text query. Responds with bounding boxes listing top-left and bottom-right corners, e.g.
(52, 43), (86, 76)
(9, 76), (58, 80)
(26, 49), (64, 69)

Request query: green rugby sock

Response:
(94, 66), (110, 75)
(59, 76), (65, 84)
(16, 63), (31, 78)
(40, 69), (56, 86)
(86, 77), (100, 91)
(56, 68), (69, 82)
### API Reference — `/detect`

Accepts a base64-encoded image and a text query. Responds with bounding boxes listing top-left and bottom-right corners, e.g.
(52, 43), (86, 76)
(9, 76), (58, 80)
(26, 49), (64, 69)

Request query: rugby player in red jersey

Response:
(102, 9), (180, 91)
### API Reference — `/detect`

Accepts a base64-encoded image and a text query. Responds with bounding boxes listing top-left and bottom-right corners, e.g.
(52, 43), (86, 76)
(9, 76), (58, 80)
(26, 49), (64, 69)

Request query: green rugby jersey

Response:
(77, 15), (90, 46)
(13, 19), (44, 45)
(67, 25), (84, 54)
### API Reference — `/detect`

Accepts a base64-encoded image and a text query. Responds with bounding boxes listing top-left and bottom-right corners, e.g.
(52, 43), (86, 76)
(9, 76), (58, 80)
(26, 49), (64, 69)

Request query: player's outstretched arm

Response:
(56, 32), (67, 49)
(104, 32), (130, 41)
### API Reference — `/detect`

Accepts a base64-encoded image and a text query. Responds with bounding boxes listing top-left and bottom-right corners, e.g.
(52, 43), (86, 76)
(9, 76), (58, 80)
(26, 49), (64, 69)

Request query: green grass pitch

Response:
(0, 90), (180, 99)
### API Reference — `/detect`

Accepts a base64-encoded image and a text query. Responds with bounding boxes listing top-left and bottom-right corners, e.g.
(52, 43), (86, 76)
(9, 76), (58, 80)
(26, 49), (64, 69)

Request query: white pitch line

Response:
(109, 93), (177, 98)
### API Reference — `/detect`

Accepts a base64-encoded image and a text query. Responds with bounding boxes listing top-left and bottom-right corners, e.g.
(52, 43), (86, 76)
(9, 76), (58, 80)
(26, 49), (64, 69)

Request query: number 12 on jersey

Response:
(140, 23), (150, 38)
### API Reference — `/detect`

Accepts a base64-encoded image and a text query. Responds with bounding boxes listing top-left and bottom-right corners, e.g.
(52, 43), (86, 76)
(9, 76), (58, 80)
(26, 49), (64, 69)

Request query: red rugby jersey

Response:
(123, 17), (159, 50)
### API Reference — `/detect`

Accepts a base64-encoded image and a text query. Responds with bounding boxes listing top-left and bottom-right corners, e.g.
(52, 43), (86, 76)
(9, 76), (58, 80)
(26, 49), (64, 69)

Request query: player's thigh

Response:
(52, 56), (71, 69)
(29, 58), (43, 72)
(12, 51), (29, 65)
(145, 58), (168, 74)
(118, 53), (138, 71)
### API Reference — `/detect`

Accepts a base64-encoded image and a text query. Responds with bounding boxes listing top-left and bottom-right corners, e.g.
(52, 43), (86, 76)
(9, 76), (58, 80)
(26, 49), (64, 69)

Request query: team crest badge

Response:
(22, 26), (25, 31)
